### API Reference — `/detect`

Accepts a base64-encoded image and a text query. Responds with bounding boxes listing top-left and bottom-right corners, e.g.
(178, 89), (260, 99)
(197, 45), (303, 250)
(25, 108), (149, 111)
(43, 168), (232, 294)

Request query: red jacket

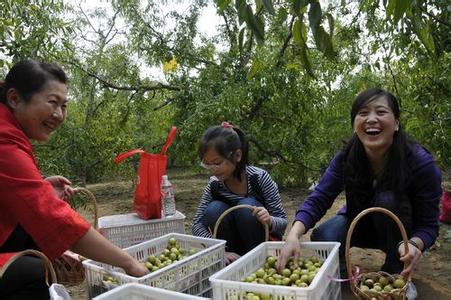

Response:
(0, 103), (90, 266)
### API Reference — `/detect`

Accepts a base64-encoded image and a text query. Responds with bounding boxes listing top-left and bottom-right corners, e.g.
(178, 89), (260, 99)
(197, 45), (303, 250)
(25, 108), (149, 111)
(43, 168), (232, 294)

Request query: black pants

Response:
(311, 191), (413, 277)
(0, 226), (50, 300)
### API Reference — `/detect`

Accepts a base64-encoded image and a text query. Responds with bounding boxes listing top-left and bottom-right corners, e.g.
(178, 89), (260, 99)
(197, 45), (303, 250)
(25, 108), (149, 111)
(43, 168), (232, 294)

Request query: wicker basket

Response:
(345, 207), (410, 300)
(0, 249), (57, 287)
(53, 187), (98, 286)
(212, 204), (269, 241)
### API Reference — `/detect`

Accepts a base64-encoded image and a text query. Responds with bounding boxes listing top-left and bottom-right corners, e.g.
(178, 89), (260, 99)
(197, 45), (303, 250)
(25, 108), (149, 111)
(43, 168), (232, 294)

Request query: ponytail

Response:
(230, 126), (249, 180)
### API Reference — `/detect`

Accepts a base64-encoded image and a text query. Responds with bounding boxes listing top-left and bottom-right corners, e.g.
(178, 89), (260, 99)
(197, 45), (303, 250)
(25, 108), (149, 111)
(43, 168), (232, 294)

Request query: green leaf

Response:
(262, 0), (275, 15)
(236, 0), (247, 25)
(308, 1), (322, 28)
(393, 0), (410, 24)
(278, 7), (288, 22)
(293, 18), (307, 46)
(216, 0), (231, 12)
(320, 28), (335, 59)
(417, 20), (436, 54)
(244, 5), (265, 44)
(292, 0), (309, 16)
(247, 59), (261, 80)
(325, 13), (334, 36)
(238, 27), (245, 52)
(386, 0), (396, 17)
(256, 0), (262, 12)
(300, 44), (315, 78)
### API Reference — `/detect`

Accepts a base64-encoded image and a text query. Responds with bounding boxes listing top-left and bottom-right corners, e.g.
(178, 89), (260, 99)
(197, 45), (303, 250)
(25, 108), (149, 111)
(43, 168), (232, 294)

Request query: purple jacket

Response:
(295, 145), (442, 250)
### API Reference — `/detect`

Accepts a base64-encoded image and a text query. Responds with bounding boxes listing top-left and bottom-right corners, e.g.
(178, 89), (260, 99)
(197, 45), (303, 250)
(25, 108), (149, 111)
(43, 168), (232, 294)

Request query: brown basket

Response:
(53, 187), (98, 286)
(345, 207), (410, 300)
(212, 204), (269, 241)
(0, 249), (57, 286)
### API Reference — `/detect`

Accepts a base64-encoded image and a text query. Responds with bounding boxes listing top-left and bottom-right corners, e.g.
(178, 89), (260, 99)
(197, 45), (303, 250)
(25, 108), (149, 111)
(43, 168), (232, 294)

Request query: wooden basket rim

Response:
(212, 204), (269, 242)
(0, 249), (57, 286)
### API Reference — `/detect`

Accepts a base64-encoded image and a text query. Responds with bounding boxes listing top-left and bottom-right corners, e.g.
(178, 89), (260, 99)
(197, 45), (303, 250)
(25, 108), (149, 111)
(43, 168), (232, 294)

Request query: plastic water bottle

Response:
(406, 281), (418, 299)
(161, 175), (176, 217)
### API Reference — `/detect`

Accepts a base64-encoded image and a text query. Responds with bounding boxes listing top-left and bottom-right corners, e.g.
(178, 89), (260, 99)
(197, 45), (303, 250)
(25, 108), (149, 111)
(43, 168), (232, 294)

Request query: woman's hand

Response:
(224, 251), (240, 265)
(252, 206), (271, 226)
(45, 175), (75, 201)
(123, 258), (150, 277)
(275, 221), (305, 272)
(276, 236), (300, 272)
(398, 241), (422, 279)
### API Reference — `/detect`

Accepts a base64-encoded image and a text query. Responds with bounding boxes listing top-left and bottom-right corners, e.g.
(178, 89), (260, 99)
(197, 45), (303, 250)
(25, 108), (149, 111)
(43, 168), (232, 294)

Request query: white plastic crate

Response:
(98, 211), (186, 248)
(93, 283), (209, 300)
(83, 233), (225, 298)
(209, 241), (341, 300)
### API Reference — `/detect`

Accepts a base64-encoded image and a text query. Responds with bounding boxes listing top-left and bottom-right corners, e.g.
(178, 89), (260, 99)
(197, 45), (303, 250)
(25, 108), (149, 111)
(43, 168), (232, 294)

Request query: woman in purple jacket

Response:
(277, 88), (442, 279)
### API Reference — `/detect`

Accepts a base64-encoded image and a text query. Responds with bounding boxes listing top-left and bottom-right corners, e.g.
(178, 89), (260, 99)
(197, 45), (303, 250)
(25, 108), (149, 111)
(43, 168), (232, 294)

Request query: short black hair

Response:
(0, 59), (67, 105)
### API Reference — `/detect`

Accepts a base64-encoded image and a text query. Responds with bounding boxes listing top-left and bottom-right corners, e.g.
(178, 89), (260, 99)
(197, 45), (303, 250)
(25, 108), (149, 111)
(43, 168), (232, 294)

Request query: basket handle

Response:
(0, 249), (57, 286)
(212, 204), (269, 242)
(73, 187), (99, 229)
(345, 207), (410, 284)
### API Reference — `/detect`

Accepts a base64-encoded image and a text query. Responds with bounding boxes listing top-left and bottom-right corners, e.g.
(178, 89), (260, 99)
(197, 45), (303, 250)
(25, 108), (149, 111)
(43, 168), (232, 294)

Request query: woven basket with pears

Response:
(345, 207), (410, 300)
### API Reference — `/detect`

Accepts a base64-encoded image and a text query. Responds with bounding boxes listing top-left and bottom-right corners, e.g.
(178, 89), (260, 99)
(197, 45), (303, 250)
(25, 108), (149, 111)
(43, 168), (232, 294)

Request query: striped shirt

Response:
(192, 165), (287, 239)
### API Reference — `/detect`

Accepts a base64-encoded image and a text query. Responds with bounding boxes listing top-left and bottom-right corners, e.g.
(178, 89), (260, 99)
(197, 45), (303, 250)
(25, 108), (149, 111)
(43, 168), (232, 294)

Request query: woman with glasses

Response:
(192, 122), (287, 265)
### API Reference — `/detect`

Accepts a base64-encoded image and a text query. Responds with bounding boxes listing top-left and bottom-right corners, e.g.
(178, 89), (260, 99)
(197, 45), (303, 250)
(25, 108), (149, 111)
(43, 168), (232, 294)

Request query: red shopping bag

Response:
(114, 127), (177, 219)
(440, 190), (451, 224)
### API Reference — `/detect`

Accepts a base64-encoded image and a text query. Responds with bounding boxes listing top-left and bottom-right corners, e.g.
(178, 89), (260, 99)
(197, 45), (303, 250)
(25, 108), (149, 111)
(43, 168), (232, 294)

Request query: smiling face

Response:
(353, 96), (399, 157)
(201, 147), (241, 181)
(8, 80), (68, 141)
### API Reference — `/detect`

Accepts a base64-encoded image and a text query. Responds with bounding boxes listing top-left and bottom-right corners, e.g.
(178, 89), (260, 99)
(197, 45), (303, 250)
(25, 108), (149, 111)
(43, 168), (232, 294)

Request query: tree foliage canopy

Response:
(1, 0), (449, 186)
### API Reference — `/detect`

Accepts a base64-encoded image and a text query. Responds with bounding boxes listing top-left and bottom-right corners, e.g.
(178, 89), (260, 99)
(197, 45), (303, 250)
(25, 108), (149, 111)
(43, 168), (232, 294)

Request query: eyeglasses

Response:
(200, 160), (227, 170)
(200, 152), (234, 170)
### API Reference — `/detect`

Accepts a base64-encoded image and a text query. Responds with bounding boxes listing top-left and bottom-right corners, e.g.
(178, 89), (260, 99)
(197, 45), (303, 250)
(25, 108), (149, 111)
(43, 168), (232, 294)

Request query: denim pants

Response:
(201, 197), (266, 256)
(311, 192), (412, 276)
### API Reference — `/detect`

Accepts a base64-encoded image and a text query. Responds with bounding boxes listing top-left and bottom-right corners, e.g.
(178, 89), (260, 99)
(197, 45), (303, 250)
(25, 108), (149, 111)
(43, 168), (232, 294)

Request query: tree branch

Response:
(67, 60), (180, 92)
(419, 6), (451, 27)
(248, 137), (288, 163)
(153, 97), (175, 111)
(220, 11), (235, 48)
(276, 15), (295, 67)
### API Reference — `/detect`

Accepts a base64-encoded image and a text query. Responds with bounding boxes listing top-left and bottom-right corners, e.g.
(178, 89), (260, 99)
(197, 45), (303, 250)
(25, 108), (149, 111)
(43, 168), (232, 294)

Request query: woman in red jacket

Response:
(0, 59), (148, 299)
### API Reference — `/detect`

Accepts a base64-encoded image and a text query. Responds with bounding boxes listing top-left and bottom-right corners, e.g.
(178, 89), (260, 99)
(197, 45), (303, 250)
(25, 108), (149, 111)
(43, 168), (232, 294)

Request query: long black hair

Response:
(0, 59), (67, 105)
(198, 123), (249, 181)
(342, 88), (416, 216)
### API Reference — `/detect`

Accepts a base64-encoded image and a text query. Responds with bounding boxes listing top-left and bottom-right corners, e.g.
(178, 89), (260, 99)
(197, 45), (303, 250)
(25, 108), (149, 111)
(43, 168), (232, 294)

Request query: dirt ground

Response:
(69, 168), (451, 299)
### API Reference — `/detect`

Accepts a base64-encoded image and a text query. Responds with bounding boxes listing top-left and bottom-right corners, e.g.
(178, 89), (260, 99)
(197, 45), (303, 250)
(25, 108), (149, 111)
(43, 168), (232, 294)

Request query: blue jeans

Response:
(201, 197), (266, 256)
(311, 192), (413, 276)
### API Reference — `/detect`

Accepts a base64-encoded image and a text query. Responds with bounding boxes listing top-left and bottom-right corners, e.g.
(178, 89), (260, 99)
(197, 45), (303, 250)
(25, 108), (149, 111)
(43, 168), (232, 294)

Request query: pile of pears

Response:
(102, 237), (199, 284)
(143, 237), (198, 273)
(242, 255), (323, 288)
(358, 275), (406, 297)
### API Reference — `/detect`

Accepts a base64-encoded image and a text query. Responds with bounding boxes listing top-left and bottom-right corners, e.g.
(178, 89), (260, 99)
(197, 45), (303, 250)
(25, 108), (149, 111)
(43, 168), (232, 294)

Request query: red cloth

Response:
(440, 190), (451, 224)
(0, 253), (16, 267)
(0, 103), (90, 266)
